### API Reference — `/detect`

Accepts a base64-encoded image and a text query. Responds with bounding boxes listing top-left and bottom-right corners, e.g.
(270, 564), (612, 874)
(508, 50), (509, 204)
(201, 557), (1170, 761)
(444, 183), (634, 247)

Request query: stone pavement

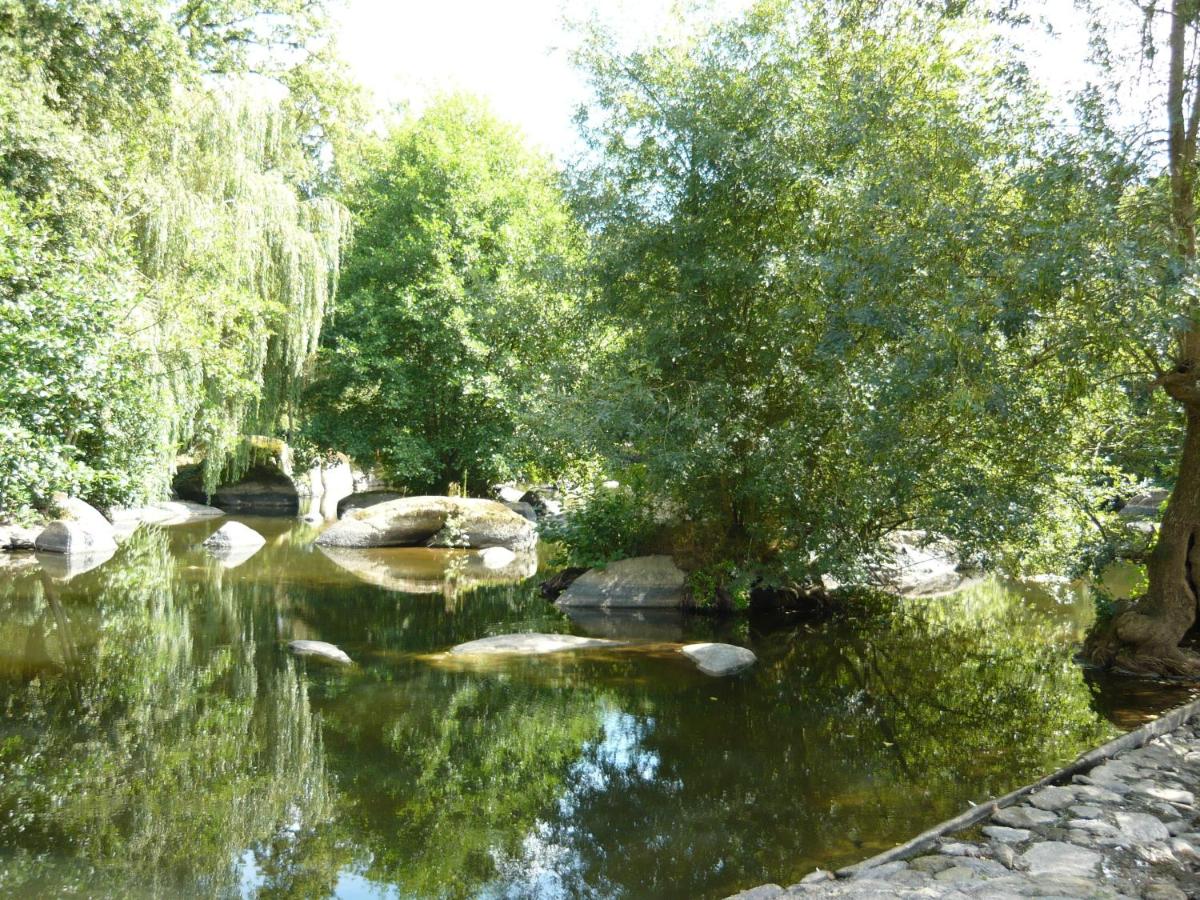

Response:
(732, 716), (1200, 899)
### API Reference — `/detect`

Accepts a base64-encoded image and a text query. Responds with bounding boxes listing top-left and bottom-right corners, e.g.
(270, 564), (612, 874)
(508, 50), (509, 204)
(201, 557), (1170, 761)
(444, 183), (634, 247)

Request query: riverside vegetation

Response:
(8, 2), (1200, 695)
(1, 0), (1198, 658)
(13, 1), (1200, 896)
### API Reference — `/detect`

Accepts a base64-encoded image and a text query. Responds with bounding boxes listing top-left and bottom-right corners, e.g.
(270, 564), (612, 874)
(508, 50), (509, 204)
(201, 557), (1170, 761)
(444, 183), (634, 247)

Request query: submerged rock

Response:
(680, 642), (757, 676)
(317, 496), (537, 551)
(288, 639), (352, 665)
(36, 548), (115, 580)
(556, 555), (687, 609)
(449, 633), (622, 656)
(34, 497), (117, 556)
(319, 545), (537, 594)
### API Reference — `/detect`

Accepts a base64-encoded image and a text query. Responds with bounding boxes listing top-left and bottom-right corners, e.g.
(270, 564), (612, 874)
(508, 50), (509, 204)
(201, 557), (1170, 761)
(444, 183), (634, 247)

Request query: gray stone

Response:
(1130, 781), (1195, 806)
(1119, 488), (1169, 520)
(727, 886), (783, 900)
(1028, 786), (1077, 811)
(680, 642), (757, 676)
(982, 826), (1031, 843)
(337, 489), (405, 518)
(933, 865), (976, 883)
(449, 633), (622, 656)
(318, 496), (537, 551)
(991, 843), (1016, 869)
(1072, 784), (1124, 803)
(34, 496), (116, 556)
(493, 485), (527, 504)
(1069, 804), (1103, 819)
(288, 639), (351, 665)
(502, 501), (538, 523)
(909, 855), (956, 874)
(1016, 841), (1100, 878)
(479, 546), (517, 569)
(557, 555), (687, 609)
(1111, 810), (1171, 843)
(871, 530), (970, 597)
(992, 805), (1057, 828)
(939, 841), (987, 857)
(1066, 818), (1118, 836)
(34, 520), (116, 556)
(0, 520), (43, 550)
(203, 521), (266, 550)
(1143, 885), (1188, 900)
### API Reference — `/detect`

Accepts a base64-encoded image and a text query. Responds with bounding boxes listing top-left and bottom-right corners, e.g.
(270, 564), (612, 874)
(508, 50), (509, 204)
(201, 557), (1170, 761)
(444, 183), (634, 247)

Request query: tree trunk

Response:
(1086, 406), (1200, 675)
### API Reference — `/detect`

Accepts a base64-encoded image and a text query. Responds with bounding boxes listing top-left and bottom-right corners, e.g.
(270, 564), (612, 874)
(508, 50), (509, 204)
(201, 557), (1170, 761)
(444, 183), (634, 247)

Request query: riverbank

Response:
(733, 698), (1200, 899)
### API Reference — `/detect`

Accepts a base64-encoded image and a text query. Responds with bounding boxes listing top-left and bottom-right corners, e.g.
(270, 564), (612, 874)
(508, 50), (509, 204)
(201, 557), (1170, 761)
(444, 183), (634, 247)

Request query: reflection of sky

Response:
(239, 850), (403, 899)
(482, 706), (667, 899)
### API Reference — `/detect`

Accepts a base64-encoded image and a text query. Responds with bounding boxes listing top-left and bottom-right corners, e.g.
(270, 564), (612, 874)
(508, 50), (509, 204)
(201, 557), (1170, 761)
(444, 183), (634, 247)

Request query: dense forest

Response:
(6, 0), (1200, 674)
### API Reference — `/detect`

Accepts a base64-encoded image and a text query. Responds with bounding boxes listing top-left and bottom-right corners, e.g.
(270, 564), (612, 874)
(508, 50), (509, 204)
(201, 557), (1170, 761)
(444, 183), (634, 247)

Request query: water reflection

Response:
(0, 520), (1187, 898)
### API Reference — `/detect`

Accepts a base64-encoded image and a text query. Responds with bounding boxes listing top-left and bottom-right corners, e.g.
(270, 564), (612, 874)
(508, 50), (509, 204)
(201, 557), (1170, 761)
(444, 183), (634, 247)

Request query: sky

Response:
(333, 0), (1138, 163)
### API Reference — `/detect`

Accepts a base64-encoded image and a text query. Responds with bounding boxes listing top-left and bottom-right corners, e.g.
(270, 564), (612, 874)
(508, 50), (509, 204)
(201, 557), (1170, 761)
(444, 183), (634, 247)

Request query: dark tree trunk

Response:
(1088, 407), (1200, 674)
(1084, 0), (1200, 676)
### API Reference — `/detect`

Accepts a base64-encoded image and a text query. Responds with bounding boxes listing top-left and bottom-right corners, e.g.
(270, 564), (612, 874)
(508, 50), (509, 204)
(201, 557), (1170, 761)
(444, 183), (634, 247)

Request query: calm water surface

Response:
(0, 516), (1191, 898)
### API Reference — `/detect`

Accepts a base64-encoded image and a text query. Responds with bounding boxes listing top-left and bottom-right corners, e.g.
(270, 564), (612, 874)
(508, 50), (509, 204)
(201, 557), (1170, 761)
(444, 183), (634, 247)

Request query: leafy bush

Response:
(542, 479), (659, 569)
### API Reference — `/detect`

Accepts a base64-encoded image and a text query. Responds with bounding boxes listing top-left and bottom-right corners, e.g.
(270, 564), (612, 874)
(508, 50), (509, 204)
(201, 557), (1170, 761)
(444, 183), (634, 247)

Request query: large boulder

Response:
(871, 531), (970, 597)
(556, 555), (687, 609)
(319, 545), (537, 594)
(680, 642), (757, 676)
(449, 633), (622, 656)
(337, 489), (405, 519)
(34, 497), (117, 556)
(502, 501), (538, 523)
(1120, 488), (1170, 520)
(317, 496), (537, 551)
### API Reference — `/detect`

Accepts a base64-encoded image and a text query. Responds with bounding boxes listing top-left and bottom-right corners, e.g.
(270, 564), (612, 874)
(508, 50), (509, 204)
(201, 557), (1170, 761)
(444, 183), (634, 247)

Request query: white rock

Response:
(494, 485), (526, 504)
(1017, 841), (1100, 878)
(203, 521), (266, 551)
(479, 546), (517, 570)
(680, 642), (757, 676)
(449, 633), (622, 656)
(288, 640), (351, 665)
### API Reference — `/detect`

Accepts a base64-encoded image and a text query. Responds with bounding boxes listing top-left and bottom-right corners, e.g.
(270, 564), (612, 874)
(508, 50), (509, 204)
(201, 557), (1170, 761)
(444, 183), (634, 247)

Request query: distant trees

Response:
(303, 96), (590, 494)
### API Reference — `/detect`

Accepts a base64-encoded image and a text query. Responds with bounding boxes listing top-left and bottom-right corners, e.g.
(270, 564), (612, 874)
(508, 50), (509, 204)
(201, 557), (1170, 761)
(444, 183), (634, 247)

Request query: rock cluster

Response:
(730, 718), (1200, 899)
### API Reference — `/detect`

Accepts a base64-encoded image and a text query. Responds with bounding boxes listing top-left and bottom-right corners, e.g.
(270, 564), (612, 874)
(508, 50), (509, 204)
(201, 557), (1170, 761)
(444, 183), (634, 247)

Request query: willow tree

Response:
(131, 89), (351, 497)
(1085, 0), (1200, 674)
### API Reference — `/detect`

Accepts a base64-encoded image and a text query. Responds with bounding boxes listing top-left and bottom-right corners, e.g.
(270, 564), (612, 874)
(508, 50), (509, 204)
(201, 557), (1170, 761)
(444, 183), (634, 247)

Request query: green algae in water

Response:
(0, 518), (1182, 898)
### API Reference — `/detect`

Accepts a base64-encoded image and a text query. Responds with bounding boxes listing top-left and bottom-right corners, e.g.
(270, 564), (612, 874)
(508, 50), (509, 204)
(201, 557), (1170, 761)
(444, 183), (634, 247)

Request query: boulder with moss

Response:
(316, 496), (538, 551)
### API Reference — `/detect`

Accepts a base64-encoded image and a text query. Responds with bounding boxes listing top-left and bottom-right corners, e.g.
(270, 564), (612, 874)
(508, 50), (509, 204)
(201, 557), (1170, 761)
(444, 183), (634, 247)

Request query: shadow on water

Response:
(0, 517), (1187, 898)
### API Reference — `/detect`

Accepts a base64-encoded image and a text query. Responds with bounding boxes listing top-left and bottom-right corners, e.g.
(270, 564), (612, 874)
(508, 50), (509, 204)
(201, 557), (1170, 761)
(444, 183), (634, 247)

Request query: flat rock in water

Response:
(318, 496), (537, 551)
(449, 633), (622, 656)
(203, 521), (266, 550)
(556, 555), (687, 608)
(110, 501), (224, 529)
(288, 640), (352, 665)
(680, 642), (757, 676)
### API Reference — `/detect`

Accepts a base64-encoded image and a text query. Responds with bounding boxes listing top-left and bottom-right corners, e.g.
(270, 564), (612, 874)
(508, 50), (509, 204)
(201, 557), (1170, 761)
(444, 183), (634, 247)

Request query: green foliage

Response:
(543, 479), (660, 568)
(302, 95), (590, 494)
(565, 0), (1171, 587)
(0, 0), (352, 512)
